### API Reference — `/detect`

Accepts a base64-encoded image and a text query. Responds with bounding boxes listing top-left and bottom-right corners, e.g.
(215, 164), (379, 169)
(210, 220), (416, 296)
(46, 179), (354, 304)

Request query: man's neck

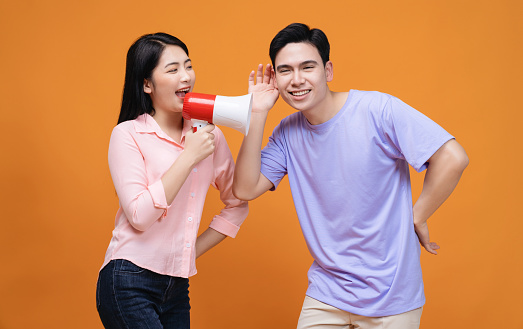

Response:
(302, 91), (349, 125)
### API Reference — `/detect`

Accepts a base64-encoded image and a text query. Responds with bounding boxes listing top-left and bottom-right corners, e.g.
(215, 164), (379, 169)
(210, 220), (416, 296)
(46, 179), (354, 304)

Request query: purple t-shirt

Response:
(260, 90), (454, 316)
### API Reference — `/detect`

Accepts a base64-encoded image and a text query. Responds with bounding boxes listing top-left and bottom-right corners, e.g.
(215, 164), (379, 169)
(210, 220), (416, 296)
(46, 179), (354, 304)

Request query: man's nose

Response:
(291, 71), (305, 85)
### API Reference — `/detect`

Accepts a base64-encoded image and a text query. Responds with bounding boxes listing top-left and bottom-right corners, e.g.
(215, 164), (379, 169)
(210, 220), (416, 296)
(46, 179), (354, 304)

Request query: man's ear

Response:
(143, 78), (152, 94)
(271, 67), (279, 89)
(325, 61), (334, 82)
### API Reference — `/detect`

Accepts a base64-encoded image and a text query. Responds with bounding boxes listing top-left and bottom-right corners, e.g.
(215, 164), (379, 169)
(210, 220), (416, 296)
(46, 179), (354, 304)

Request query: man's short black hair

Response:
(269, 23), (330, 67)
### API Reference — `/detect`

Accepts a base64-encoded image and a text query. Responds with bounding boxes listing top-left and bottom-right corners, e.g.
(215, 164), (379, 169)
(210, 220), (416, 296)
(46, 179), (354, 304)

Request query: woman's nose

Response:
(180, 69), (191, 82)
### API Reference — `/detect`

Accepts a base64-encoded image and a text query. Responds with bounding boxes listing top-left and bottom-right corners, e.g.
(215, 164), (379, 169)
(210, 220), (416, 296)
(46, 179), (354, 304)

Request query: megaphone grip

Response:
(192, 119), (208, 132)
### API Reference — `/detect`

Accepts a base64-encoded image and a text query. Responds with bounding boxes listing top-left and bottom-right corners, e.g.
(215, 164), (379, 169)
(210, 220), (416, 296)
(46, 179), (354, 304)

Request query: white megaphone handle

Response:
(192, 119), (208, 132)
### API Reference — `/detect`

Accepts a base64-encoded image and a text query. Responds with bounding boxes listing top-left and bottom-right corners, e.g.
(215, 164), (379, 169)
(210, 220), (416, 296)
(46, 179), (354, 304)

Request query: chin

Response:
(288, 100), (309, 112)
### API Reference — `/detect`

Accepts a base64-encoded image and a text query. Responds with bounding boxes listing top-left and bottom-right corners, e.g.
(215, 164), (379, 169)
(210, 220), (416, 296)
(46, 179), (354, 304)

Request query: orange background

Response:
(1, 0), (521, 328)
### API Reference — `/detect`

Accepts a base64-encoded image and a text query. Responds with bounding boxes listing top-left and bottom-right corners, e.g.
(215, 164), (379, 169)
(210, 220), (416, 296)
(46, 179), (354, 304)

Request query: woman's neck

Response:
(151, 110), (184, 142)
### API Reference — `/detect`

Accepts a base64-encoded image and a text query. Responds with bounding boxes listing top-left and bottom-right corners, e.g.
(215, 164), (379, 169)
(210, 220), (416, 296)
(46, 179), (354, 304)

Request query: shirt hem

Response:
(305, 291), (425, 317)
(99, 257), (197, 279)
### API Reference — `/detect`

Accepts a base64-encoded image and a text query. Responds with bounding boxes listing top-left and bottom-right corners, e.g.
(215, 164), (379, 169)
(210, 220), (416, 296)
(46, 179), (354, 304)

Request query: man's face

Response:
(274, 42), (333, 113)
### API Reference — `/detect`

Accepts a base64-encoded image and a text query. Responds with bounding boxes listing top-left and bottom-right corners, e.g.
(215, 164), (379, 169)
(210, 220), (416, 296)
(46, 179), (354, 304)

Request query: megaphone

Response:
(182, 92), (252, 135)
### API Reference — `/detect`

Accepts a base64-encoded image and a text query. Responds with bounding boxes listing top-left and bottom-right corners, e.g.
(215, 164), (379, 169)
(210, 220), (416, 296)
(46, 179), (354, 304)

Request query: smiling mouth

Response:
(176, 87), (190, 98)
(289, 90), (311, 96)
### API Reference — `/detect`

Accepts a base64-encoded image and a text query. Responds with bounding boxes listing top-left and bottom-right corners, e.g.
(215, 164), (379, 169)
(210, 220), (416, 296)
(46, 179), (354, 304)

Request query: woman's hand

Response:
(249, 64), (280, 113)
(183, 124), (216, 166)
(161, 124), (216, 205)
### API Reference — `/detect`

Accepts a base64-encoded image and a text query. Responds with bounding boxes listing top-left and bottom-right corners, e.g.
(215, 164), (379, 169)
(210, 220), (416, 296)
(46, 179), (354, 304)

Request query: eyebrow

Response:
(164, 58), (191, 68)
(276, 60), (319, 71)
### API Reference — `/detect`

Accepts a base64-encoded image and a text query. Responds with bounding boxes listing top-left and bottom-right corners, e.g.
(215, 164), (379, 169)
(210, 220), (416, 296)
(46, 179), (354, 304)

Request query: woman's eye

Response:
(169, 69), (178, 73)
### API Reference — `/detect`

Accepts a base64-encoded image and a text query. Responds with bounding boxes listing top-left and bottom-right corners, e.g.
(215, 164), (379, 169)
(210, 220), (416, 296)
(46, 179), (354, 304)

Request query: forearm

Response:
(161, 151), (197, 205)
(413, 140), (469, 225)
(233, 112), (269, 200)
(195, 227), (227, 258)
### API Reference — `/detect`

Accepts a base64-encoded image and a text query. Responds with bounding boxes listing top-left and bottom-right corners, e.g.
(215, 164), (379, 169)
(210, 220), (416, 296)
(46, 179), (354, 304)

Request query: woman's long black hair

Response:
(117, 33), (189, 124)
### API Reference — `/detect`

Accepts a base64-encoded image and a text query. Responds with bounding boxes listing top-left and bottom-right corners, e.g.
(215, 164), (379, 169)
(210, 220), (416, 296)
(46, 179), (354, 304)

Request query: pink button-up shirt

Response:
(101, 114), (248, 278)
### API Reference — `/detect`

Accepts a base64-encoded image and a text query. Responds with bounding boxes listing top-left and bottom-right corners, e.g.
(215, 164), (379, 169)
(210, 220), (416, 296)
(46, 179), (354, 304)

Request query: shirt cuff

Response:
(148, 180), (168, 216)
(209, 217), (241, 238)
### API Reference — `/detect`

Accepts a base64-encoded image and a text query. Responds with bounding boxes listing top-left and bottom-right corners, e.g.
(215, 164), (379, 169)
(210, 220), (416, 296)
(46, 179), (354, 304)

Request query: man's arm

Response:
(413, 139), (469, 254)
(233, 64), (279, 201)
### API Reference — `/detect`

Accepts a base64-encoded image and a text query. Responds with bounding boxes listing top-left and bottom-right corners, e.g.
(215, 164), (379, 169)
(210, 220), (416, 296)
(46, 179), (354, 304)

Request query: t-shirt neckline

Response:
(304, 90), (354, 132)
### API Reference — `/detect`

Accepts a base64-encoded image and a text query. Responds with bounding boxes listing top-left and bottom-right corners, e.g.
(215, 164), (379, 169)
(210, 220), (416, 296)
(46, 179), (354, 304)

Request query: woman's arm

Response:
(195, 228), (227, 258)
(161, 124), (216, 204)
(195, 127), (249, 257)
(109, 123), (216, 231)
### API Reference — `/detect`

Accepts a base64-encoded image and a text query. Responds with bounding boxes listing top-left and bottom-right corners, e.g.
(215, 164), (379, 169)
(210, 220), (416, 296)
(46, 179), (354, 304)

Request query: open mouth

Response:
(289, 90), (311, 97)
(176, 87), (190, 98)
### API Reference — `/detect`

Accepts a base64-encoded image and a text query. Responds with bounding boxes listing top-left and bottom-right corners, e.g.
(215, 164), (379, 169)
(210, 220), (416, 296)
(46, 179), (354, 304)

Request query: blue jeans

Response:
(96, 259), (190, 329)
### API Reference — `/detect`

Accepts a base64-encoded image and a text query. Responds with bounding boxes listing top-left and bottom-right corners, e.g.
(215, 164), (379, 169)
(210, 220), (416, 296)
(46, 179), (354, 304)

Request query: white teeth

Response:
(290, 90), (310, 96)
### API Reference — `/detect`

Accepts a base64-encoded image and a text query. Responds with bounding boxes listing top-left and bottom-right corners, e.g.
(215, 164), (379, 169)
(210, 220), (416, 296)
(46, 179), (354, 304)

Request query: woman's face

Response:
(144, 45), (195, 114)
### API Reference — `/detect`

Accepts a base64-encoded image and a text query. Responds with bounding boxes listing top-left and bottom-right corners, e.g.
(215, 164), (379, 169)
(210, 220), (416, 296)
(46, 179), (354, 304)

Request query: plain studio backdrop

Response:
(0, 0), (521, 328)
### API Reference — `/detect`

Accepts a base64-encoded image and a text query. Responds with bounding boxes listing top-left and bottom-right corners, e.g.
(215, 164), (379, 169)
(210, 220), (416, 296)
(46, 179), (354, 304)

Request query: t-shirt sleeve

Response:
(381, 96), (454, 172)
(260, 122), (288, 190)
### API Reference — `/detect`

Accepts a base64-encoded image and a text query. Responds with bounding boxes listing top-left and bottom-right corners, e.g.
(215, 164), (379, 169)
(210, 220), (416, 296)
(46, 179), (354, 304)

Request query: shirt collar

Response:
(132, 113), (192, 144)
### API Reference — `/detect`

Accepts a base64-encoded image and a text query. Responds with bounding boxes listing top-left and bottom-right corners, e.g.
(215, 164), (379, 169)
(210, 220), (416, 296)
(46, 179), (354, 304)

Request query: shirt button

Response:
(193, 168), (198, 173)
(190, 192), (195, 197)
(186, 243), (191, 248)
(188, 217), (193, 222)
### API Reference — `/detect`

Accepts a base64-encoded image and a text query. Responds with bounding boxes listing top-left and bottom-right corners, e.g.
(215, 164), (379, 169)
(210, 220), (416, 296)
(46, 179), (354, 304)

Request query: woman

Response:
(96, 32), (248, 329)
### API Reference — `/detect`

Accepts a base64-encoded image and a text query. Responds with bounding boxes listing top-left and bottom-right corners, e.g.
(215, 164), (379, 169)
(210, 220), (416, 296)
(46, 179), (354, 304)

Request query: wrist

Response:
(250, 112), (269, 129)
(413, 212), (429, 227)
(412, 203), (428, 225)
(250, 111), (269, 120)
(177, 150), (198, 169)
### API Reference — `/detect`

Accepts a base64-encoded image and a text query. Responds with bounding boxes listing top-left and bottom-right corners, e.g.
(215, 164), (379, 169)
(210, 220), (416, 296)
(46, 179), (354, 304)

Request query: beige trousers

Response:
(297, 296), (423, 329)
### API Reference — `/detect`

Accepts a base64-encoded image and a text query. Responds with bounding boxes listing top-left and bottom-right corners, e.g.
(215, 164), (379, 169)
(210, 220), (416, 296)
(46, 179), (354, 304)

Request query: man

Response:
(233, 23), (468, 329)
